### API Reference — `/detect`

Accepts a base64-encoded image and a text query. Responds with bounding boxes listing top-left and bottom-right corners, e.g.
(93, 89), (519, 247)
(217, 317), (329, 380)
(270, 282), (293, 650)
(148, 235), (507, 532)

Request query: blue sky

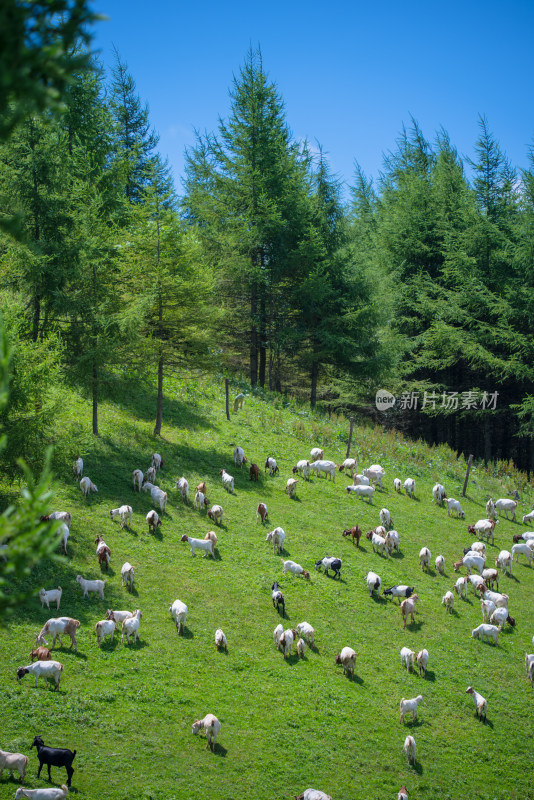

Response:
(91, 0), (534, 197)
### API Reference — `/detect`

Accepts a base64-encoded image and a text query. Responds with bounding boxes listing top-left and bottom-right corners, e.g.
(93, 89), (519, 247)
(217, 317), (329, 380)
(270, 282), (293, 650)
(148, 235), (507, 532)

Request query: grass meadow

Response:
(1, 373), (534, 800)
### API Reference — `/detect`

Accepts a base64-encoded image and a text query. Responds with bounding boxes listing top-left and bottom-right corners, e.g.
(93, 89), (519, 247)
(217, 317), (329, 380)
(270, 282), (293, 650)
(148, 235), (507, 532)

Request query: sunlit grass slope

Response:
(1, 373), (533, 800)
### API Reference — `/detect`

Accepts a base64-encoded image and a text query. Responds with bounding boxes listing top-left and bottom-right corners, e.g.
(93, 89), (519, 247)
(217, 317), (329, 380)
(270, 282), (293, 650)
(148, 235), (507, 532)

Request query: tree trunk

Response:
(259, 293), (266, 388)
(154, 355), (164, 435)
(310, 360), (319, 407)
(250, 286), (258, 386)
(92, 360), (99, 436)
(483, 416), (492, 465)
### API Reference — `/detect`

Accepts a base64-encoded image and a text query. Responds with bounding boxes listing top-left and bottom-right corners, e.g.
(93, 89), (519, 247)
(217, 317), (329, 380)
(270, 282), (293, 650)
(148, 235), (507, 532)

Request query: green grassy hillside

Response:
(1, 373), (534, 800)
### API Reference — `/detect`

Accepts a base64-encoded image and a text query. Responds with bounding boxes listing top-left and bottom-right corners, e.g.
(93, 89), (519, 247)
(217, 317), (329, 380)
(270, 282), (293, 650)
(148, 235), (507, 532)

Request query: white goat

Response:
(110, 505), (132, 529)
(15, 786), (69, 800)
(16, 660), (63, 690)
(219, 469), (234, 493)
(400, 595), (420, 629)
(121, 562), (135, 590)
(403, 735), (416, 764)
(495, 498), (518, 520)
(419, 547), (431, 572)
(266, 527), (285, 554)
(400, 695), (423, 723)
(346, 484), (375, 503)
(194, 490), (208, 511)
(208, 505), (223, 525)
(175, 476), (189, 503)
(393, 478), (402, 493)
(471, 623), (499, 645)
(454, 576), (467, 598)
(95, 618), (116, 647)
(522, 510), (534, 525)
(181, 535), (214, 558)
(442, 591), (454, 613)
(335, 646), (357, 678)
(466, 686), (487, 721)
(121, 609), (142, 644)
(339, 458), (357, 476)
(73, 457), (83, 480)
(273, 623), (283, 649)
(286, 478), (298, 498)
(363, 465), (385, 488)
(310, 447), (324, 460)
(432, 483), (446, 505)
(215, 629), (227, 651)
(379, 508), (393, 528)
(151, 453), (163, 470)
(149, 485), (167, 513)
(415, 649), (429, 677)
(496, 550), (512, 575)
(39, 587), (62, 610)
(76, 575), (106, 599)
(35, 617), (80, 651)
(146, 510), (161, 533)
(435, 555), (445, 574)
(169, 599), (188, 634)
(482, 589), (508, 608)
(132, 469), (143, 492)
(279, 628), (297, 659)
(57, 523), (69, 555)
(486, 498), (495, 519)
(192, 714), (221, 751)
(512, 542), (533, 567)
(0, 748), (28, 782)
(480, 599), (496, 622)
(295, 460), (311, 479)
(310, 460), (336, 481)
(365, 570), (381, 597)
(400, 646), (415, 672)
(282, 559), (310, 579)
(296, 621), (315, 647)
(403, 478), (415, 498)
(447, 498), (465, 518)
(80, 476), (97, 497)
(233, 446), (247, 467)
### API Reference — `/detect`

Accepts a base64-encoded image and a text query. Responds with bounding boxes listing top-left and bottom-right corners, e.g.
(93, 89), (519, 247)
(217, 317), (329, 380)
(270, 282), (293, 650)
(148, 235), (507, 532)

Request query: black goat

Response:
(271, 582), (285, 617)
(31, 736), (76, 786)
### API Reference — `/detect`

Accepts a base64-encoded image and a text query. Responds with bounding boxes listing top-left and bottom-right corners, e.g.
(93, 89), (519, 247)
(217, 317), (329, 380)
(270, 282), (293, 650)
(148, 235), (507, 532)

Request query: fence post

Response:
(346, 416), (354, 459)
(462, 454), (474, 497)
(225, 379), (230, 421)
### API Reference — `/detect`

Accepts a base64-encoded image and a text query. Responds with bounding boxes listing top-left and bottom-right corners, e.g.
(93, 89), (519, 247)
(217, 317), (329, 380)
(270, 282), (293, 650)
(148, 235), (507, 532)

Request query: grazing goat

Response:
(146, 510), (161, 533)
(339, 458), (357, 477)
(294, 791), (332, 800)
(363, 464), (385, 488)
(41, 511), (72, 529)
(293, 460), (311, 479)
(482, 568), (498, 590)
(432, 483), (446, 505)
(106, 609), (133, 626)
(442, 591), (454, 613)
(393, 478), (402, 493)
(279, 628), (298, 659)
(468, 518), (497, 545)
(480, 599), (496, 623)
(95, 536), (111, 571)
(296, 638), (306, 658)
(169, 600), (187, 634)
(367, 529), (387, 557)
(365, 571), (381, 597)
(76, 574), (106, 599)
(110, 505), (132, 529)
(342, 524), (362, 546)
(490, 607), (516, 628)
(310, 460), (337, 481)
(416, 649), (429, 677)
(249, 463), (260, 482)
(447, 498), (465, 518)
(31, 736), (75, 786)
(471, 623), (499, 645)
(265, 457), (279, 476)
(15, 786), (68, 800)
(379, 508), (393, 529)
(266, 527), (285, 554)
(512, 541), (533, 567)
(29, 647), (51, 662)
(400, 646), (415, 672)
(286, 478), (298, 498)
(454, 577), (467, 598)
(233, 446), (247, 467)
(522, 510), (534, 525)
(17, 661), (63, 690)
(256, 502), (268, 524)
(435, 555), (445, 574)
(205, 530), (218, 548)
(219, 469), (234, 493)
(384, 585), (414, 603)
(272, 582), (285, 617)
(282, 559), (310, 579)
(121, 609), (142, 644)
(194, 490), (209, 511)
(56, 524), (69, 555)
(0, 748), (28, 783)
(400, 595), (420, 629)
(39, 587), (62, 610)
(121, 562), (135, 590)
(403, 735), (416, 764)
(495, 498), (517, 520)
(72, 457), (83, 480)
(207, 505), (223, 525)
(36, 617), (80, 652)
(346, 484), (375, 503)
(466, 686), (487, 722)
(481, 589), (508, 608)
(233, 393), (245, 411)
(315, 556), (342, 579)
(400, 695), (423, 723)
(192, 714), (221, 751)
(335, 646), (357, 678)
(132, 469), (143, 492)
(175, 476), (189, 502)
(398, 786), (409, 800)
(273, 624), (283, 649)
(496, 550), (512, 575)
(453, 554), (485, 576)
(80, 476), (97, 497)
(403, 478), (415, 498)
(419, 547), (431, 572)
(296, 621), (315, 647)
(215, 629), (227, 651)
(151, 453), (164, 470)
(149, 485), (167, 514)
(310, 447), (324, 460)
(95, 618), (115, 647)
(486, 498), (495, 519)
(181, 534), (214, 558)
(144, 466), (157, 484)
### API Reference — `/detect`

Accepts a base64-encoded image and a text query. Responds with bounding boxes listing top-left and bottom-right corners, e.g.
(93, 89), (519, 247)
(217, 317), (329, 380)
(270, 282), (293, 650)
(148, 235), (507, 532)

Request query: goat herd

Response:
(5, 442), (534, 800)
